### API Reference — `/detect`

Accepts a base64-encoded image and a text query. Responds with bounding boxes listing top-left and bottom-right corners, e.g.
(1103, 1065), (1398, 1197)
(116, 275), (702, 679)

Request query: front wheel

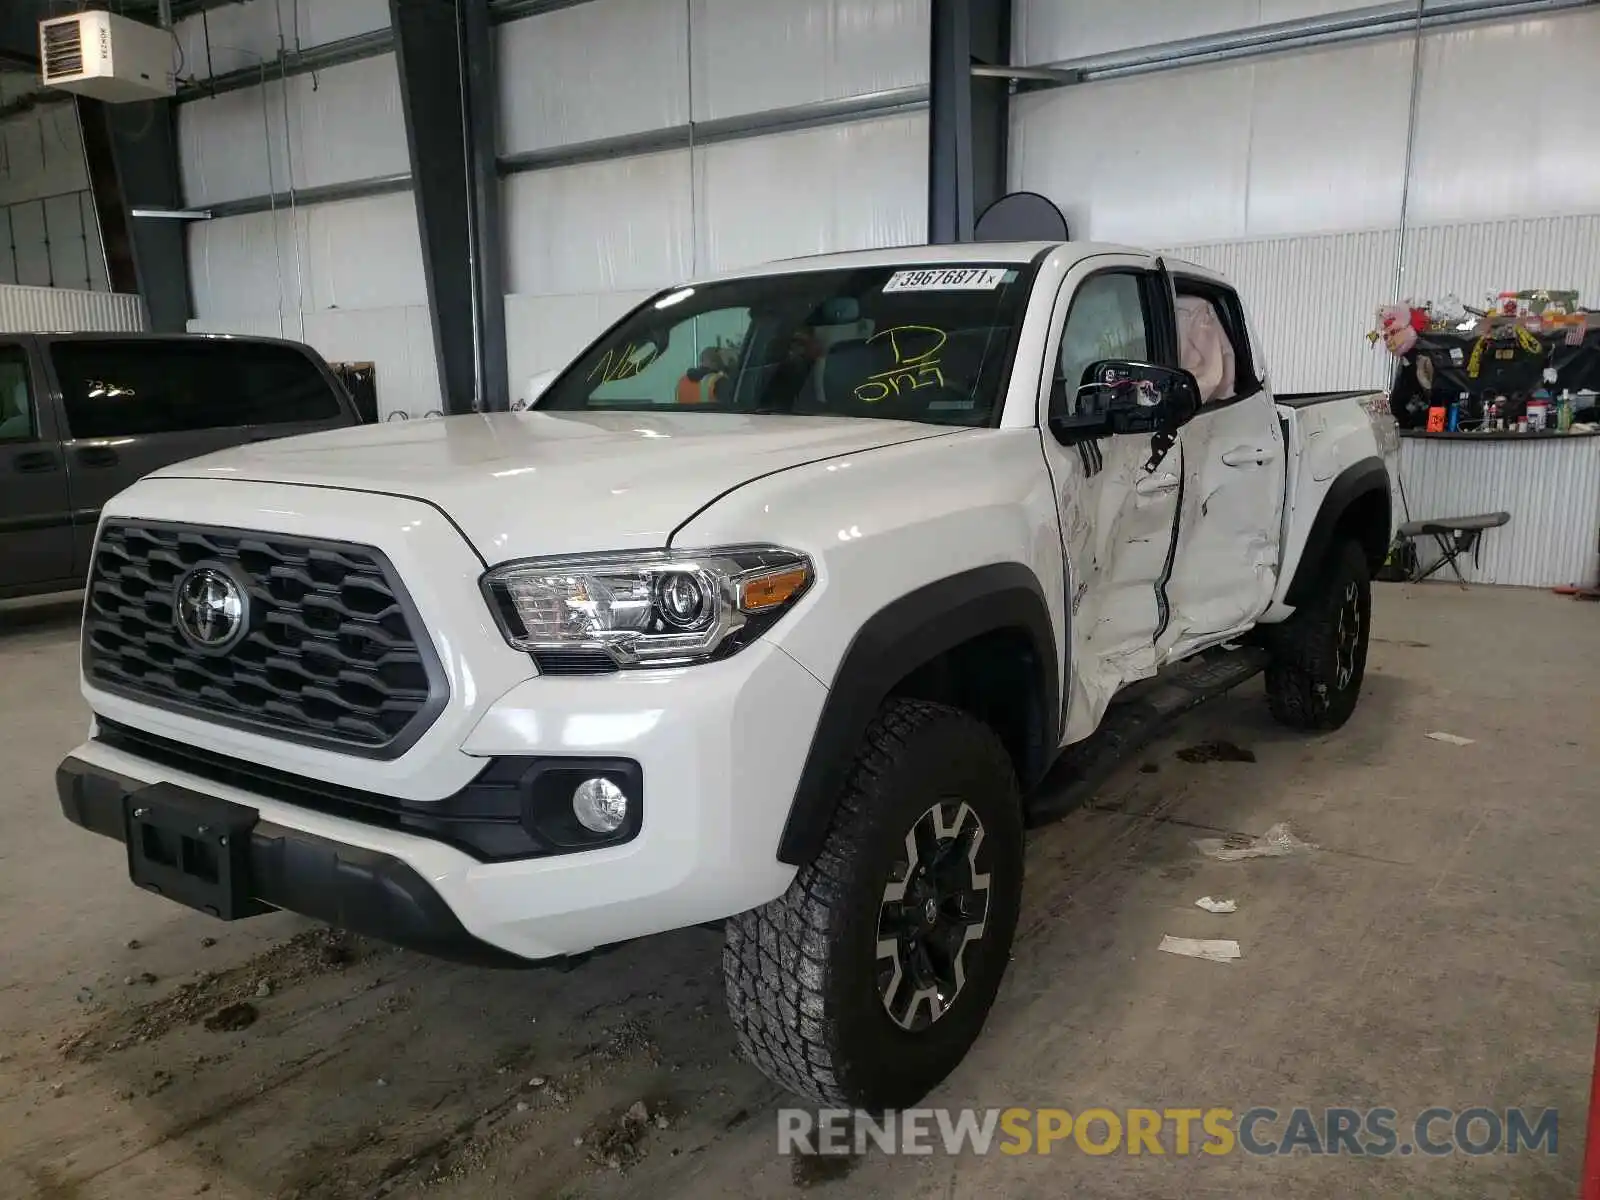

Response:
(723, 699), (1023, 1109)
(1263, 538), (1372, 731)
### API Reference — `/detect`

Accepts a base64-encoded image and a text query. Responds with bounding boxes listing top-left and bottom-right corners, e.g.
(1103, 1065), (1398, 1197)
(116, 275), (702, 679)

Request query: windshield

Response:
(536, 263), (1039, 427)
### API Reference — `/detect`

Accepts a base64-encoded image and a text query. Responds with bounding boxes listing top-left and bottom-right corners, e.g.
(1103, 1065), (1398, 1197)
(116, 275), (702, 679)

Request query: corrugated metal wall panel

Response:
(0, 284), (146, 333)
(1161, 229), (1397, 392)
(1399, 213), (1600, 307)
(1399, 437), (1600, 587)
(690, 0), (930, 120)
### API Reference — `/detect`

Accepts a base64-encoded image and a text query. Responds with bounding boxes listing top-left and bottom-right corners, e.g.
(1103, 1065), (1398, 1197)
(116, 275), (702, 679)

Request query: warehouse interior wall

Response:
(497, 0), (931, 405)
(1011, 2), (1600, 392)
(174, 0), (435, 420)
(0, 72), (110, 294)
(176, 0), (932, 417)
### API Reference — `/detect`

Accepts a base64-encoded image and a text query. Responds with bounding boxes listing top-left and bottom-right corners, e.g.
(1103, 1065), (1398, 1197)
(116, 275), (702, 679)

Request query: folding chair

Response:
(1397, 512), (1512, 588)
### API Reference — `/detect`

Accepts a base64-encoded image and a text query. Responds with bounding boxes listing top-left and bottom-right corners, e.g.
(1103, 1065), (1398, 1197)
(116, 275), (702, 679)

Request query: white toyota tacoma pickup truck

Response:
(58, 242), (1397, 1109)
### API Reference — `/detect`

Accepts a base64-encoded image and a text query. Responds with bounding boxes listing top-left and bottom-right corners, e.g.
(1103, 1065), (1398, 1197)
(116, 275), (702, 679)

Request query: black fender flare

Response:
(1284, 455), (1391, 606)
(775, 563), (1059, 867)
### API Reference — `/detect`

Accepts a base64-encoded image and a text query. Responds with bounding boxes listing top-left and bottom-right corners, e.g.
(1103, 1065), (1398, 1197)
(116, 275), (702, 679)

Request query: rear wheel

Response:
(1263, 538), (1371, 730)
(723, 698), (1023, 1108)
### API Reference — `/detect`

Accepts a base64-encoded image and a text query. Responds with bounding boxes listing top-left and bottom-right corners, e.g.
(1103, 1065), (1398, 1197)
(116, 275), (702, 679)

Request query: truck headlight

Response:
(481, 546), (813, 671)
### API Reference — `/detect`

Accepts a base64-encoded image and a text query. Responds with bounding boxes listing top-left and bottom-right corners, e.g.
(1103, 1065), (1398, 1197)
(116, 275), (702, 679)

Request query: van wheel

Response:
(723, 698), (1023, 1109)
(1264, 538), (1371, 731)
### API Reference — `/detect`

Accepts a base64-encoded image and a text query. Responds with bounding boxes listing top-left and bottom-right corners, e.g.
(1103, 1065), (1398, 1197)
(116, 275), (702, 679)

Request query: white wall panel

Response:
(504, 290), (654, 401)
(175, 0), (392, 80)
(1398, 213), (1600, 308)
(1013, 0), (1384, 64)
(1398, 436), (1600, 587)
(690, 0), (929, 120)
(1012, 35), (1417, 245)
(1163, 229), (1398, 393)
(179, 54), (407, 207)
(693, 112), (929, 273)
(498, 0), (688, 154)
(1405, 9), (1600, 225)
(503, 151), (694, 296)
(0, 284), (145, 333)
(10, 202), (51, 289)
(189, 192), (426, 321)
(0, 103), (88, 206)
(1011, 64), (1252, 245)
(43, 192), (93, 292)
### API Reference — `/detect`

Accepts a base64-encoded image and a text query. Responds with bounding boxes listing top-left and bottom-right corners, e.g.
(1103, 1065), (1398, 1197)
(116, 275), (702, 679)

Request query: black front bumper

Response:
(57, 755), (537, 969)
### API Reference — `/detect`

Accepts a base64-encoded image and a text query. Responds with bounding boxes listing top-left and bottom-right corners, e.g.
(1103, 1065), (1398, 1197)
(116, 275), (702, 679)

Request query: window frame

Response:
(1172, 275), (1263, 408)
(0, 341), (41, 445)
(1047, 266), (1179, 421)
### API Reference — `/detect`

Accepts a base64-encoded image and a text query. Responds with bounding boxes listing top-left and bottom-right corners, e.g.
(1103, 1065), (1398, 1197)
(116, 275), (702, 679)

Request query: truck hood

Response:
(155, 410), (958, 560)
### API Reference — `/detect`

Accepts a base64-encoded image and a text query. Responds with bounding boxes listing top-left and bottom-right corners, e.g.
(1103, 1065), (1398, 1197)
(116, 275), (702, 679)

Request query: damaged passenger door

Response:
(1160, 278), (1286, 652)
(1038, 258), (1186, 742)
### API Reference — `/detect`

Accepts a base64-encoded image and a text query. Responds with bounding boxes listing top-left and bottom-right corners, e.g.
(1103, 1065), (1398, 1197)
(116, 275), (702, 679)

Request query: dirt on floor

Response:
(0, 583), (1595, 1200)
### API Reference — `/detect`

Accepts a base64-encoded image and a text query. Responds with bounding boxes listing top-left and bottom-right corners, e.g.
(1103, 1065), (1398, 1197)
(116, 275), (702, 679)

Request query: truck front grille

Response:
(85, 521), (445, 758)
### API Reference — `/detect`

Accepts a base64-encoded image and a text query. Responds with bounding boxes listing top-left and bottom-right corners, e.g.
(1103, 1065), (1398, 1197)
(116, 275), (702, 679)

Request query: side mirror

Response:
(1049, 360), (1202, 444)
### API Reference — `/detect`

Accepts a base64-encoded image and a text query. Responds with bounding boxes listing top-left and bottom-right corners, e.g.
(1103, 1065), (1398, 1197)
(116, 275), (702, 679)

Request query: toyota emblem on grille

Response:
(175, 567), (246, 650)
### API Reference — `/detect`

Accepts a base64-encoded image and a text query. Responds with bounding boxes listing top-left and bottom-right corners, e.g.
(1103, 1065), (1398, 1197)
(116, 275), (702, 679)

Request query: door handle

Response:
(75, 444), (121, 468)
(1135, 472), (1180, 497)
(1221, 446), (1276, 468)
(12, 448), (61, 474)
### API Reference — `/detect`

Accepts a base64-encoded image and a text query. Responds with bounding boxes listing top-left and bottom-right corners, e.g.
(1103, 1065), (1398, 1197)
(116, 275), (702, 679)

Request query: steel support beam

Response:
(929, 0), (1011, 244)
(390, 0), (508, 415)
(78, 97), (194, 331)
(1018, 0), (1597, 88)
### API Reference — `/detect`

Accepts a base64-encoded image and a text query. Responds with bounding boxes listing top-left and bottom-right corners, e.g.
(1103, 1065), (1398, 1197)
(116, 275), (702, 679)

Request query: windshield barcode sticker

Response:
(883, 267), (1010, 293)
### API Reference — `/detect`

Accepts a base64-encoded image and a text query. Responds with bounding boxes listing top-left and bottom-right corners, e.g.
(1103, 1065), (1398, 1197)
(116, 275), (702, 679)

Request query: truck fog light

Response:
(573, 776), (629, 833)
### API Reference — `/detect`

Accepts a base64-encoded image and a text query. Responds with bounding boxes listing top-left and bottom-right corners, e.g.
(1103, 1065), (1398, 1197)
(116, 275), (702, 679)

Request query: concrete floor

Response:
(0, 583), (1594, 1199)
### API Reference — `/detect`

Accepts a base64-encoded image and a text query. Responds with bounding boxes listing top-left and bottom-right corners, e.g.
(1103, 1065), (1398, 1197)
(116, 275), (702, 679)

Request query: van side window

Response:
(0, 348), (34, 442)
(52, 340), (342, 439)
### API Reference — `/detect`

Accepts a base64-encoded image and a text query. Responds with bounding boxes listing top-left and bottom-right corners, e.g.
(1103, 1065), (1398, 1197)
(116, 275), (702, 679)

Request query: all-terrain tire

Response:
(1263, 537), (1372, 731)
(723, 698), (1023, 1109)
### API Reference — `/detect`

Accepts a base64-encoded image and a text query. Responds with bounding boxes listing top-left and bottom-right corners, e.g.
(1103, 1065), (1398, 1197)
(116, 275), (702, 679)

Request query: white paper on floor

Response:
(1159, 935), (1241, 963)
(1194, 896), (1237, 914)
(1194, 822), (1316, 861)
(1426, 731), (1476, 746)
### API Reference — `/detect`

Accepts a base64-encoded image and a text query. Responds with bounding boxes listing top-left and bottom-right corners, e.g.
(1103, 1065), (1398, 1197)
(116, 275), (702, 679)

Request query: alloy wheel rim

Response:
(875, 800), (992, 1032)
(1334, 579), (1361, 690)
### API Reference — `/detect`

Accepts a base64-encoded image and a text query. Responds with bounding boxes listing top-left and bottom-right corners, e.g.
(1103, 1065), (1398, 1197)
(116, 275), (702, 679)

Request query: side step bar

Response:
(1027, 646), (1270, 827)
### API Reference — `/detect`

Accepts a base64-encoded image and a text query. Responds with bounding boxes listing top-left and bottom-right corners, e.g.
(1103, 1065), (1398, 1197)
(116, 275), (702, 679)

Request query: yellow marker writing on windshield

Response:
(854, 325), (948, 404)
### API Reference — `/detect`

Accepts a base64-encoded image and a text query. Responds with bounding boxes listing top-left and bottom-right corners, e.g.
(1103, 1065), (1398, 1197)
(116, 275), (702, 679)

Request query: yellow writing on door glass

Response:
(588, 341), (659, 385)
(854, 326), (948, 404)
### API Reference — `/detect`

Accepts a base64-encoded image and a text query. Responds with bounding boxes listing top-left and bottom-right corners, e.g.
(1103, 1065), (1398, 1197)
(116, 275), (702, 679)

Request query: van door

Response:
(0, 338), (74, 595)
(43, 337), (353, 569)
